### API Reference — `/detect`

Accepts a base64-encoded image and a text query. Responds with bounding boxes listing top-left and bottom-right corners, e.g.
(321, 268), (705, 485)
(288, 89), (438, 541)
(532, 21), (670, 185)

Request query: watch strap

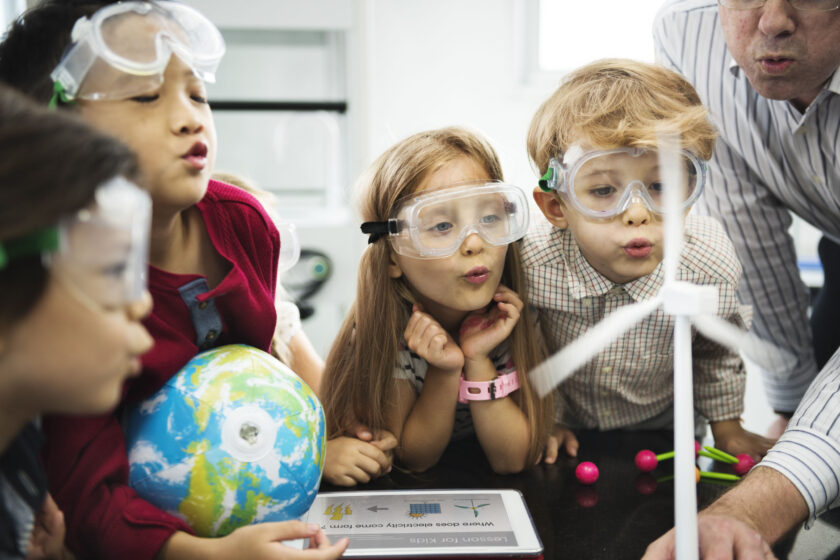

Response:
(458, 370), (520, 403)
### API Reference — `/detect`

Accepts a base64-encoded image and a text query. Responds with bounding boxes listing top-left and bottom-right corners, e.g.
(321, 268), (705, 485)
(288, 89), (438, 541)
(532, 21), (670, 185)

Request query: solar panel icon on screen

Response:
(409, 503), (441, 518)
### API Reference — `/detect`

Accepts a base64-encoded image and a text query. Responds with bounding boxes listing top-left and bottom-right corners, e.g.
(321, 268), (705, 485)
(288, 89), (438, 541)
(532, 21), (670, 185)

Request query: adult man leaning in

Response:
(645, 0), (840, 557)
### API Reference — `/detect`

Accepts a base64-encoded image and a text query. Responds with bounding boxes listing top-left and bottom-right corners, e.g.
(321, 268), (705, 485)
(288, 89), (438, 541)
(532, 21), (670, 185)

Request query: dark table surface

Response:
(321, 430), (840, 559)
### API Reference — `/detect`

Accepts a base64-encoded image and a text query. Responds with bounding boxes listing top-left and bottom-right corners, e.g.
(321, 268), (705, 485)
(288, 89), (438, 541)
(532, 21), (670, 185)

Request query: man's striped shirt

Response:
(654, 0), (840, 521)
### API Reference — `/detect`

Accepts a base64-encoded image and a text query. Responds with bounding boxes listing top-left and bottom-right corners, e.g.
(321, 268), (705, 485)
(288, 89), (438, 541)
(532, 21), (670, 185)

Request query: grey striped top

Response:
(654, 0), (840, 412)
(654, 0), (840, 520)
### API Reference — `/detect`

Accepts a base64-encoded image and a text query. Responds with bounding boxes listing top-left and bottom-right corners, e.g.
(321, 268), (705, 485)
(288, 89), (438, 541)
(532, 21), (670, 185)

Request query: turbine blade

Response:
(657, 131), (684, 286)
(692, 313), (797, 373)
(530, 297), (662, 396)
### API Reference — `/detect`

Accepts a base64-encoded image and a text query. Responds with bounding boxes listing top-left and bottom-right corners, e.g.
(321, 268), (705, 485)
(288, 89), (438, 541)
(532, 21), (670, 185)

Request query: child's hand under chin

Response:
(458, 285), (523, 362)
(404, 305), (464, 373)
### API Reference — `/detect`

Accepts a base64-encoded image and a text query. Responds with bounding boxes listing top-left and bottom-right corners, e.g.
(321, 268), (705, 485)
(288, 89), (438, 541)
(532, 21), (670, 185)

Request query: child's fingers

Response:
(542, 436), (559, 464)
(494, 285), (524, 310)
(371, 430), (398, 451)
(256, 520), (320, 542)
(427, 332), (449, 357)
(351, 423), (373, 441)
(306, 536), (350, 559)
(495, 301), (521, 323)
(406, 313), (444, 350)
(309, 529), (350, 553)
(564, 433), (579, 457)
(358, 444), (392, 473)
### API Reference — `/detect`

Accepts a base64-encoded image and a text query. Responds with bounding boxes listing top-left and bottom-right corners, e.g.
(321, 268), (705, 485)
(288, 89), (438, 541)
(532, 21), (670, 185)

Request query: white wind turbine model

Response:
(529, 133), (794, 559)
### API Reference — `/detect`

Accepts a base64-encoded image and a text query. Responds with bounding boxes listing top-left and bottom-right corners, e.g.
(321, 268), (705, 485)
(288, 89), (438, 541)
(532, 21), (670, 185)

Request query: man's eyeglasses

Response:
(719, 0), (839, 11)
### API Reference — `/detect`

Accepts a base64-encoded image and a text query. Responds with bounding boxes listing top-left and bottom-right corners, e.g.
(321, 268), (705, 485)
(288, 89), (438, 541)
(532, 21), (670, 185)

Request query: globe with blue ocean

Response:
(123, 344), (325, 537)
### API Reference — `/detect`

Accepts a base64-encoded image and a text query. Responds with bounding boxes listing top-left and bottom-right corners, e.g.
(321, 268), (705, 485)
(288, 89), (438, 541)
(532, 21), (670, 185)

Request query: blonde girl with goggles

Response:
(321, 127), (553, 487)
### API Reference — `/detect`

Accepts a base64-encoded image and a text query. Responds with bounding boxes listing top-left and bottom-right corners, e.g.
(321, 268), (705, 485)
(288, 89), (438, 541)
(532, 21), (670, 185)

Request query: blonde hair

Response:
(321, 126), (552, 466)
(527, 58), (717, 176)
(212, 170), (294, 365)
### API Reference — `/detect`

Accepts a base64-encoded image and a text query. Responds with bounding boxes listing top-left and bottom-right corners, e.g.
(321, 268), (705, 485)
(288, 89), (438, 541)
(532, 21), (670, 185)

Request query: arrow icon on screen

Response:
(367, 505), (389, 513)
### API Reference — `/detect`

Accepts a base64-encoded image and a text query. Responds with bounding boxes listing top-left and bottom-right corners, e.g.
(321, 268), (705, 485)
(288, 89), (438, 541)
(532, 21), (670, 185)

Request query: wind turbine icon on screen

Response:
(529, 133), (794, 560)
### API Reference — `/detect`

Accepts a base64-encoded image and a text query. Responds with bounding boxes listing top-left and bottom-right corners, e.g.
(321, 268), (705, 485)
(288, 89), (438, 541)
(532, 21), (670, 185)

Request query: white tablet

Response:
(296, 489), (543, 558)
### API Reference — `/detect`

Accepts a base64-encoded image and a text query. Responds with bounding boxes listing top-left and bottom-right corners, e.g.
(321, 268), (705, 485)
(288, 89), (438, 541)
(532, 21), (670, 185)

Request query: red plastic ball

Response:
(734, 454), (756, 476)
(635, 449), (658, 472)
(575, 461), (599, 485)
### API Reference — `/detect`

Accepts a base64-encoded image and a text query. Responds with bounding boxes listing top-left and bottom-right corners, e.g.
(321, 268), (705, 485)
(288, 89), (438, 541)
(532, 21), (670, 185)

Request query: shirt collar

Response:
(559, 228), (665, 302)
(827, 68), (840, 95)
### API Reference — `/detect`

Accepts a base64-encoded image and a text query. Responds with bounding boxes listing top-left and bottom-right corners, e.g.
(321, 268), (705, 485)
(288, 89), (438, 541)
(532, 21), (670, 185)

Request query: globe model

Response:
(124, 344), (325, 537)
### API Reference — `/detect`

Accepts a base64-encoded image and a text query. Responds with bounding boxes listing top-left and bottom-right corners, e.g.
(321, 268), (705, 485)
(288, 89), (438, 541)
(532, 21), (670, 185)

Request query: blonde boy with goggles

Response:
(49, 0), (224, 106)
(361, 182), (529, 259)
(525, 58), (776, 464)
(538, 146), (707, 219)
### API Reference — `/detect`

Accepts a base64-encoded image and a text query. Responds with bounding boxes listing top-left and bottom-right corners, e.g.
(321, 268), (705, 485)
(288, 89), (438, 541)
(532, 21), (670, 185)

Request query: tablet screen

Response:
(300, 489), (543, 558)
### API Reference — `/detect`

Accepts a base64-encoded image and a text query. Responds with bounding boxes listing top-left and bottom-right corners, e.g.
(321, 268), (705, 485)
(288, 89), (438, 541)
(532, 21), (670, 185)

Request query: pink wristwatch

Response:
(458, 370), (520, 403)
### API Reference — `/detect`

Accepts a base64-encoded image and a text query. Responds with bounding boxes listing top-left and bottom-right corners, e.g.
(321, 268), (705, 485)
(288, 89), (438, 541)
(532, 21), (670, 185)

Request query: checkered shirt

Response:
(521, 214), (750, 430)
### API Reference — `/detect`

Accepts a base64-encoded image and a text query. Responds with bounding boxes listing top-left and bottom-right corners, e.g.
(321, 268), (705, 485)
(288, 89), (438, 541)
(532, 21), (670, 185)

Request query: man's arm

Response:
(642, 467), (805, 560)
(705, 467), (808, 542)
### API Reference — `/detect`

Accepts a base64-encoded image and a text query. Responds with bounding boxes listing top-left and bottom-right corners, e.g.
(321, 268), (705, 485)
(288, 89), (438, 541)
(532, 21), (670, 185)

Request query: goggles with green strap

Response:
(50, 0), (225, 106)
(1, 177), (152, 310)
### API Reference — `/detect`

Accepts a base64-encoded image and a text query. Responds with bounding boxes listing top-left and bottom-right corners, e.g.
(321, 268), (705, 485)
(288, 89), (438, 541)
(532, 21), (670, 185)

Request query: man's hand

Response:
(642, 514), (776, 560)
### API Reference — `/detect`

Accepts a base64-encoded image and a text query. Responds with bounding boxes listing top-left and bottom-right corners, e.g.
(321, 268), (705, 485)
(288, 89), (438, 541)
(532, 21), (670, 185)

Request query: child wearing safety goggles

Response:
(0, 84), (153, 560)
(320, 127), (553, 486)
(0, 2), (345, 559)
(524, 59), (774, 462)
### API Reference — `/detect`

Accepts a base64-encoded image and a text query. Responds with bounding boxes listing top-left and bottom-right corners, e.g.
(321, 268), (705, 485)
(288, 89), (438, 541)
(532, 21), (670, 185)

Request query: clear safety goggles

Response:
(50, 0), (225, 102)
(538, 147), (706, 219)
(47, 176), (152, 310)
(276, 222), (301, 273)
(361, 182), (529, 259)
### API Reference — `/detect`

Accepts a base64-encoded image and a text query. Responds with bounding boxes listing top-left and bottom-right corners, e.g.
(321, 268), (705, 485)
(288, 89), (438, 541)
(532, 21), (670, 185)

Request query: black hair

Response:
(0, 0), (128, 105)
(0, 83), (139, 329)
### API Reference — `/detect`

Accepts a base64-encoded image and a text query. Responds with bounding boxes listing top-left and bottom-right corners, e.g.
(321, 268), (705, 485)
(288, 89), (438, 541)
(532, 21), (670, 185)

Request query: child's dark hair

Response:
(0, 84), (139, 329)
(0, 0), (128, 104)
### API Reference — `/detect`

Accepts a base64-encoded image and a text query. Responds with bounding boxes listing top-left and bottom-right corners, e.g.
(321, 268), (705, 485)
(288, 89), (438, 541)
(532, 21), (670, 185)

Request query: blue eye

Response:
(430, 221), (454, 233)
(480, 214), (501, 225)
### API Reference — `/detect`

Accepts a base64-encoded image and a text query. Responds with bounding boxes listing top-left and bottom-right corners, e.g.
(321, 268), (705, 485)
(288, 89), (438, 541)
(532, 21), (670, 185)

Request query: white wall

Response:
(296, 0), (553, 358)
(358, 0), (546, 191)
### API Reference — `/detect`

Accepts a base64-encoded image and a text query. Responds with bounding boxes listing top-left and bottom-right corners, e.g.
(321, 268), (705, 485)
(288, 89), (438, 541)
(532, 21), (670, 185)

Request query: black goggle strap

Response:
(360, 220), (399, 245)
